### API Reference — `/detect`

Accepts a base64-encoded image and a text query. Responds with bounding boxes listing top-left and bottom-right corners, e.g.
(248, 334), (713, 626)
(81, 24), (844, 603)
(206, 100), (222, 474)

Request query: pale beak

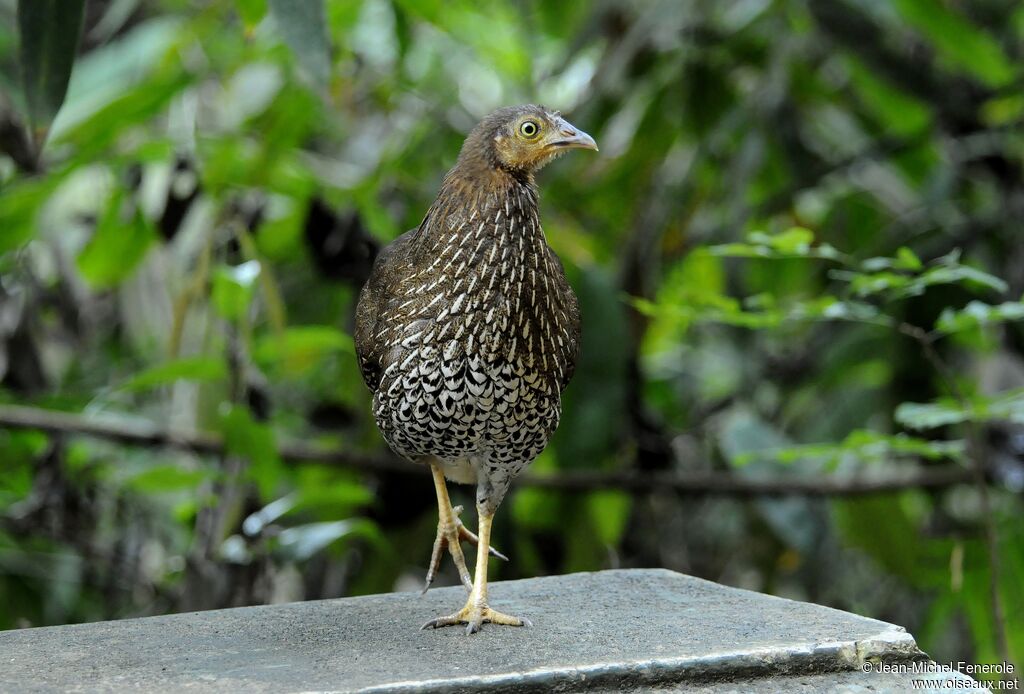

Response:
(548, 116), (599, 152)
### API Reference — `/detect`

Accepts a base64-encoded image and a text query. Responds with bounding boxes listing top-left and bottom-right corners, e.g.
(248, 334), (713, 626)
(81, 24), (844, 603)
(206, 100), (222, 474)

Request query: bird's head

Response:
(457, 105), (598, 179)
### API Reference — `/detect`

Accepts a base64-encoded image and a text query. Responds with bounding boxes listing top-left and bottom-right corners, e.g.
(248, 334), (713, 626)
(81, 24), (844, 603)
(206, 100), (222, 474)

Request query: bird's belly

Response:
(373, 348), (561, 476)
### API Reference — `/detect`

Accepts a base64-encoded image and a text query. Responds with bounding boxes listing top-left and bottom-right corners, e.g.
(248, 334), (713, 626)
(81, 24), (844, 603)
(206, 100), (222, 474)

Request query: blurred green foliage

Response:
(1, 0), (1023, 675)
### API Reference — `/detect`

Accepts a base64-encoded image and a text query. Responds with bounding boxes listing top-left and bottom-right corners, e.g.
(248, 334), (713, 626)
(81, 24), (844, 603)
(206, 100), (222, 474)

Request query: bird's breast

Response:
(371, 193), (577, 464)
(388, 194), (574, 366)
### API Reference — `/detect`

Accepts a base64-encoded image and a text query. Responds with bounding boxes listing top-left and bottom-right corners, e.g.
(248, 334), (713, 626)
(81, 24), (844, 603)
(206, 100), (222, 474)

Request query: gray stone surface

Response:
(641, 669), (988, 693)
(0, 569), (944, 693)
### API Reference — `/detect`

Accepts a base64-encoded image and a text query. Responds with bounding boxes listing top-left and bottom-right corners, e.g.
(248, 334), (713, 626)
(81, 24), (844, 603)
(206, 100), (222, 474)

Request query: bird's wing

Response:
(354, 228), (417, 392)
(549, 247), (582, 391)
(561, 284), (581, 389)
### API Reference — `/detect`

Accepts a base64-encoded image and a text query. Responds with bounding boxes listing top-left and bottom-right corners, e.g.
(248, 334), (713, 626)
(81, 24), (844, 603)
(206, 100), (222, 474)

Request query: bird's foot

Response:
(423, 504), (507, 593)
(421, 603), (531, 635)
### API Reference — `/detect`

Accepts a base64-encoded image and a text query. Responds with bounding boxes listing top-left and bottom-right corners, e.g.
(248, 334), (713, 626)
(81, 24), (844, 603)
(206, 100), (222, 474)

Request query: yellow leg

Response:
(423, 463), (507, 593)
(422, 507), (531, 634)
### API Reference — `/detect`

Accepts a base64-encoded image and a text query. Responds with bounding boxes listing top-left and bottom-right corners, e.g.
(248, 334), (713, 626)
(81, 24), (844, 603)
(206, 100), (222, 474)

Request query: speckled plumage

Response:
(355, 106), (582, 514)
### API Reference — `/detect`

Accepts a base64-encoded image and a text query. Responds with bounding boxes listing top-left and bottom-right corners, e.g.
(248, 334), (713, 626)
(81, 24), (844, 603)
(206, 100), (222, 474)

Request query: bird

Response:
(354, 104), (597, 634)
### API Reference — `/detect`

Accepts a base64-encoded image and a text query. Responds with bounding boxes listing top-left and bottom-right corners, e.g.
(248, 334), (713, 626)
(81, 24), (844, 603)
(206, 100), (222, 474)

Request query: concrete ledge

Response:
(0, 569), (975, 692)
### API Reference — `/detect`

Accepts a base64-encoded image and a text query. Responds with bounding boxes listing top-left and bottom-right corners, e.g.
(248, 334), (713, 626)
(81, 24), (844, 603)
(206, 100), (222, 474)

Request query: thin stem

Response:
(898, 322), (1010, 671)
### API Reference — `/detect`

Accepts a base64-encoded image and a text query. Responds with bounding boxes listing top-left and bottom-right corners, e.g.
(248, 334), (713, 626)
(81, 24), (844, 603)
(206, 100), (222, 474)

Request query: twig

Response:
(898, 323), (1012, 672)
(516, 465), (973, 496)
(0, 403), (977, 497)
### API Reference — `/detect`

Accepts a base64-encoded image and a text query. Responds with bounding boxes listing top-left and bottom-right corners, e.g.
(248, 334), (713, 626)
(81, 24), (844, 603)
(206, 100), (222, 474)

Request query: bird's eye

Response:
(519, 120), (539, 138)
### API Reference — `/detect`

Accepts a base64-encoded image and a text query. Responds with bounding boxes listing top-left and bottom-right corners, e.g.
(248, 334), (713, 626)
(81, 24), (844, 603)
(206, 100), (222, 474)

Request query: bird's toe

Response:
(421, 604), (529, 634)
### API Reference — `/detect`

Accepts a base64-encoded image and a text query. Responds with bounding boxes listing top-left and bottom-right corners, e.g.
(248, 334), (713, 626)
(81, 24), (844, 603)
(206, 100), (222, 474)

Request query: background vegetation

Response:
(1, 0), (1022, 677)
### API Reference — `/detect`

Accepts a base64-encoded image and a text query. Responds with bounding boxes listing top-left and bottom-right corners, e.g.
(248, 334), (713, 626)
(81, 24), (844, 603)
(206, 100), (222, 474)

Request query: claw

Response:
(422, 504), (473, 593)
(422, 503), (507, 594)
(421, 604), (531, 634)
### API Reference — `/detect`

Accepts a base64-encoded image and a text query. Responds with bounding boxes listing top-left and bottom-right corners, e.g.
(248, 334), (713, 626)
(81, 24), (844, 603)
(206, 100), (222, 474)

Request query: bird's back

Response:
(354, 177), (580, 481)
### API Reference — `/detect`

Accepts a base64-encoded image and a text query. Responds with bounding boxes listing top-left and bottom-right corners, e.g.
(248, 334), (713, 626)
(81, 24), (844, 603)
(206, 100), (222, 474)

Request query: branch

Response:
(897, 323), (1012, 671)
(0, 403), (976, 497)
(0, 403), (412, 474)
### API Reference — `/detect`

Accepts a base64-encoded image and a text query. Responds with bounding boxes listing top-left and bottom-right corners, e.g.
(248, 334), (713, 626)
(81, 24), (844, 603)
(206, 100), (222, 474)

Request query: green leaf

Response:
(76, 191), (156, 288)
(119, 357), (227, 392)
(125, 465), (210, 493)
(893, 0), (1015, 88)
(586, 490), (631, 546)
(0, 177), (59, 254)
(917, 263), (1008, 296)
(759, 227), (813, 253)
(759, 430), (966, 467)
(236, 0), (268, 28)
(644, 250), (727, 352)
(835, 496), (952, 588)
(255, 199), (307, 261)
(841, 253), (1008, 300)
(254, 326), (354, 376)
(16, 0), (86, 149)
(786, 296), (885, 324)
(845, 57), (930, 137)
(267, 0), (331, 88)
(984, 390), (1024, 424)
(293, 472), (373, 516)
(896, 390), (1024, 429)
(57, 70), (194, 162)
(510, 450), (564, 530)
(859, 247), (921, 272)
(935, 301), (1024, 335)
(895, 399), (970, 429)
(298, 485), (374, 513)
(981, 94), (1024, 127)
(840, 431), (963, 461)
(221, 405), (282, 499)
(635, 291), (889, 337)
(709, 229), (843, 261)
(706, 242), (770, 258)
(840, 270), (912, 297)
(211, 261), (261, 322)
(895, 247), (923, 271)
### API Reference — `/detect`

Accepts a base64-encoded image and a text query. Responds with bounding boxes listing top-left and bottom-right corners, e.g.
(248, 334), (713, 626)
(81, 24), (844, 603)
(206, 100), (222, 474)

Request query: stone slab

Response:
(641, 669), (987, 693)
(0, 569), (934, 693)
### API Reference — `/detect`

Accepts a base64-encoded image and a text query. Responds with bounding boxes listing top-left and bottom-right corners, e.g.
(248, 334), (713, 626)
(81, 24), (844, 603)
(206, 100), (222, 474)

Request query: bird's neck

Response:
(414, 165), (542, 254)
